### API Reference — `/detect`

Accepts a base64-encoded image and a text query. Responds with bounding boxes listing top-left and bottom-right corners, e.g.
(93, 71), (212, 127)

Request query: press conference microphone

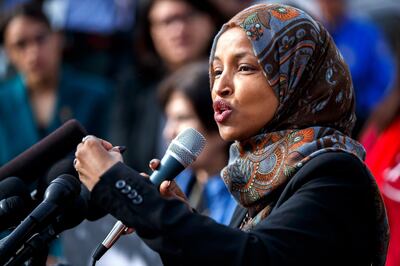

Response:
(0, 176), (31, 201)
(0, 177), (34, 231)
(0, 119), (87, 182)
(92, 128), (206, 263)
(6, 187), (90, 266)
(0, 174), (81, 265)
(44, 157), (109, 221)
(0, 197), (30, 231)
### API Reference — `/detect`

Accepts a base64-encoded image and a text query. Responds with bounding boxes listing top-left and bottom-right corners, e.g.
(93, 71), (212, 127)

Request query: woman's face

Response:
(4, 16), (61, 85)
(211, 27), (279, 142)
(149, 0), (215, 70)
(163, 90), (203, 142)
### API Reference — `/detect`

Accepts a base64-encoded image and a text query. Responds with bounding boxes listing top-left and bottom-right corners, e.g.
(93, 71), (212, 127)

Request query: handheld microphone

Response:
(0, 119), (87, 182)
(0, 174), (81, 265)
(92, 128), (206, 263)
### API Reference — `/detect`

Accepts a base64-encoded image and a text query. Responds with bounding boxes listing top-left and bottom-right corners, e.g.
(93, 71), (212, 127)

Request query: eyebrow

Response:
(213, 51), (256, 64)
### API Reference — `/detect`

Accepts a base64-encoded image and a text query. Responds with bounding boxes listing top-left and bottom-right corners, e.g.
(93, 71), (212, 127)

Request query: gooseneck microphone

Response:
(0, 119), (87, 182)
(0, 174), (81, 265)
(92, 128), (206, 264)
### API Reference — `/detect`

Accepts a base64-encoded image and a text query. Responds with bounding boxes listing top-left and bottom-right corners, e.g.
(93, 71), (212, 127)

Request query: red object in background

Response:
(363, 117), (400, 266)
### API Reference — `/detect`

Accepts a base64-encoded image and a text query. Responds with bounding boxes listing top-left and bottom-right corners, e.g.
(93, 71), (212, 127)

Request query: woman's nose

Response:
(213, 74), (233, 97)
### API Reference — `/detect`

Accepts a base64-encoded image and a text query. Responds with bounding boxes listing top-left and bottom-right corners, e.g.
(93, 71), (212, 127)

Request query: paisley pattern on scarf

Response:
(223, 127), (366, 208)
(209, 4), (388, 266)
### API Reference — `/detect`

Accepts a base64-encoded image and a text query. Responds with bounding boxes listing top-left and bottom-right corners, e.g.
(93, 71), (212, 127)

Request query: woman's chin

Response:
(218, 127), (242, 142)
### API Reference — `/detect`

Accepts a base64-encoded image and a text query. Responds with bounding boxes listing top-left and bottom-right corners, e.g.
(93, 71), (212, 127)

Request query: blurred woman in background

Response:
(158, 61), (236, 225)
(111, 0), (224, 172)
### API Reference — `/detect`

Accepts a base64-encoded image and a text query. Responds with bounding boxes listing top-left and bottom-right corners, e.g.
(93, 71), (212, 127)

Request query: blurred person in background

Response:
(111, 0), (224, 173)
(63, 1), (224, 265)
(360, 7), (400, 265)
(0, 2), (110, 264)
(209, 0), (253, 21)
(0, 2), (110, 166)
(44, 0), (137, 80)
(317, 0), (396, 138)
(363, 82), (400, 266)
(158, 61), (236, 225)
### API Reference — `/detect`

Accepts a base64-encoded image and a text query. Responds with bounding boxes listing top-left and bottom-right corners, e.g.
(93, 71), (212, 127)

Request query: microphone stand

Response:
(5, 226), (56, 266)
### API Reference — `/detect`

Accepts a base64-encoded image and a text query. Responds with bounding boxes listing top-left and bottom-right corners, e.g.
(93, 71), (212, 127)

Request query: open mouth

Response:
(213, 99), (233, 123)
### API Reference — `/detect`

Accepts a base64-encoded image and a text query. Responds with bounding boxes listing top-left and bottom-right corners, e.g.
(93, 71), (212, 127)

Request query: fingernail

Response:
(117, 146), (127, 154)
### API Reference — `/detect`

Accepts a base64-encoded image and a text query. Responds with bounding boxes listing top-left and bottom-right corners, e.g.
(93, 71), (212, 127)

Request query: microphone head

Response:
(168, 128), (206, 167)
(46, 158), (78, 184)
(0, 196), (26, 211)
(35, 158), (78, 201)
(44, 174), (81, 206)
(0, 177), (34, 230)
(0, 176), (31, 201)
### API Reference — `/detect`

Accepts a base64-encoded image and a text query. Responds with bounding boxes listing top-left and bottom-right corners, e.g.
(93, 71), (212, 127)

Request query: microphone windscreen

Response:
(0, 176), (31, 201)
(0, 119), (87, 183)
(38, 158), (106, 221)
(35, 157), (79, 201)
(46, 158), (78, 184)
(168, 127), (206, 167)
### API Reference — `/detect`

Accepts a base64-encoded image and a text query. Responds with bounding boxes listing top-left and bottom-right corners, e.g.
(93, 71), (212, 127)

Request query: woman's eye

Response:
(213, 69), (223, 77)
(239, 65), (254, 72)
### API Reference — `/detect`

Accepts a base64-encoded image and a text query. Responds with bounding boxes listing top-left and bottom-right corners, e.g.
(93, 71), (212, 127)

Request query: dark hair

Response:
(0, 2), (50, 45)
(134, 0), (225, 81)
(158, 60), (218, 132)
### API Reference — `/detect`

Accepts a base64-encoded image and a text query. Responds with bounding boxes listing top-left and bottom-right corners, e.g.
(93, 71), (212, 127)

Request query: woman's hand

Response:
(74, 136), (123, 191)
(147, 159), (192, 210)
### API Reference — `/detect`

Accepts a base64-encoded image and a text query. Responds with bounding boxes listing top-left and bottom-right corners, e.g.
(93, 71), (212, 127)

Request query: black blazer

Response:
(91, 152), (379, 266)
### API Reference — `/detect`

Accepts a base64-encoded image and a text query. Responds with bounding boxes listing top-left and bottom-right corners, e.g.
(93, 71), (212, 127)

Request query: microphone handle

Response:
(92, 221), (131, 261)
(0, 202), (58, 265)
(93, 155), (184, 262)
(5, 231), (51, 266)
(149, 153), (185, 187)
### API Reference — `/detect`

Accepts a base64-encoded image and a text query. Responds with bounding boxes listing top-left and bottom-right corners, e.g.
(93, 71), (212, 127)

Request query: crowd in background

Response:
(0, 0), (399, 265)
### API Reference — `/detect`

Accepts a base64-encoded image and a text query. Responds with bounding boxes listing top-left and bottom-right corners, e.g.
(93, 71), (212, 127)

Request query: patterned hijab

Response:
(209, 4), (388, 265)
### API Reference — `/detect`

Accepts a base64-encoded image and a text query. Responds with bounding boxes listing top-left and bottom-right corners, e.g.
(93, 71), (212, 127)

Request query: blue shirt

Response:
(175, 169), (237, 225)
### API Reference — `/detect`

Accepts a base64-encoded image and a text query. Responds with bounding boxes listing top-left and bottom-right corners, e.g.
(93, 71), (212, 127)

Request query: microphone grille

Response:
(168, 128), (206, 167)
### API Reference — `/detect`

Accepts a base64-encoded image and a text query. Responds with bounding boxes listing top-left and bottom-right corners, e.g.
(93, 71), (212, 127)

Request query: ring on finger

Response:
(73, 158), (79, 171)
(82, 135), (93, 144)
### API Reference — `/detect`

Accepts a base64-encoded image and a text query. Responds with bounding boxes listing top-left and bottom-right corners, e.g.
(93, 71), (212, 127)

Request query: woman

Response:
(158, 61), (236, 225)
(75, 4), (388, 265)
(0, 3), (110, 166)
